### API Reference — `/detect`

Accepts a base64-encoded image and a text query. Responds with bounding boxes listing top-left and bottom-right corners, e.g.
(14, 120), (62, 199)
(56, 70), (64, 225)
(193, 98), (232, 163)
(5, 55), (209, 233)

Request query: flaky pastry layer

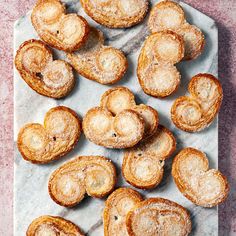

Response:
(126, 198), (192, 236)
(15, 39), (75, 98)
(137, 31), (184, 97)
(81, 0), (149, 28)
(31, 0), (90, 52)
(171, 73), (223, 132)
(49, 156), (116, 207)
(122, 125), (176, 189)
(172, 147), (229, 207)
(27, 215), (84, 236)
(148, 0), (205, 60)
(103, 188), (143, 236)
(100, 87), (159, 139)
(17, 106), (81, 164)
(67, 28), (128, 84)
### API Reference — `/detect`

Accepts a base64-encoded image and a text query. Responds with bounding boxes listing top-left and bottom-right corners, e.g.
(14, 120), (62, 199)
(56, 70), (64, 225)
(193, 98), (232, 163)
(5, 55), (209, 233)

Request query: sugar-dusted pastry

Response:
(137, 31), (184, 98)
(126, 198), (192, 236)
(27, 215), (84, 236)
(148, 0), (205, 60)
(172, 148), (229, 207)
(100, 87), (159, 139)
(80, 0), (149, 28)
(17, 106), (81, 164)
(122, 125), (176, 189)
(31, 0), (90, 52)
(49, 156), (116, 207)
(15, 40), (75, 98)
(103, 188), (143, 236)
(83, 107), (145, 149)
(171, 73), (223, 132)
(67, 27), (128, 85)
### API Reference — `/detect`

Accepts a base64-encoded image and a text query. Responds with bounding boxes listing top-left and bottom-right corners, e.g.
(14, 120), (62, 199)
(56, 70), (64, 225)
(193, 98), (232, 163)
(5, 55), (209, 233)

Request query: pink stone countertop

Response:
(0, 0), (235, 235)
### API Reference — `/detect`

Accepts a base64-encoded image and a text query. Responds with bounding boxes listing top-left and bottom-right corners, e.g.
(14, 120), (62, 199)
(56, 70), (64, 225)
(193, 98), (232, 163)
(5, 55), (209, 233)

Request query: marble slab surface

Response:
(14, 1), (218, 235)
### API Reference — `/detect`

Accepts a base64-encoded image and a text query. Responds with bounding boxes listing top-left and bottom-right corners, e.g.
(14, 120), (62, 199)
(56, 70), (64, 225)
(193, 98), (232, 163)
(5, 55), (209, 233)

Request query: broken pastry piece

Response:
(49, 156), (116, 207)
(17, 106), (81, 164)
(126, 198), (192, 236)
(26, 215), (84, 236)
(67, 28), (128, 85)
(172, 148), (229, 207)
(137, 31), (184, 97)
(100, 87), (159, 139)
(171, 73), (223, 132)
(122, 125), (176, 189)
(15, 40), (75, 98)
(31, 0), (90, 52)
(148, 0), (205, 60)
(103, 188), (143, 236)
(80, 0), (149, 28)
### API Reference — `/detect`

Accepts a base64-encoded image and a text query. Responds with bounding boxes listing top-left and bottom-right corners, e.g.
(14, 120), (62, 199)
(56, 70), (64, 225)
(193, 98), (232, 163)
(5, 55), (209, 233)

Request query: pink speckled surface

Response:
(0, 0), (235, 235)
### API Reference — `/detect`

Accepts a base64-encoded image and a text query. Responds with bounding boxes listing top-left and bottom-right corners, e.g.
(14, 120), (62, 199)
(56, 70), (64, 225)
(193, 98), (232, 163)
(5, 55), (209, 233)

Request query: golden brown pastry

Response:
(31, 0), (90, 52)
(126, 198), (192, 236)
(17, 106), (81, 164)
(83, 97), (145, 148)
(100, 87), (159, 139)
(137, 31), (184, 98)
(172, 148), (229, 207)
(67, 28), (128, 85)
(49, 156), (116, 207)
(171, 73), (223, 132)
(122, 125), (176, 189)
(27, 215), (84, 236)
(103, 188), (143, 236)
(148, 0), (205, 60)
(80, 0), (149, 28)
(15, 39), (75, 98)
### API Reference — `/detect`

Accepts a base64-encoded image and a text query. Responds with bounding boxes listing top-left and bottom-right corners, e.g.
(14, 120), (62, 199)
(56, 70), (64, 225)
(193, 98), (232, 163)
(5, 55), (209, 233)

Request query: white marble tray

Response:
(14, 1), (218, 235)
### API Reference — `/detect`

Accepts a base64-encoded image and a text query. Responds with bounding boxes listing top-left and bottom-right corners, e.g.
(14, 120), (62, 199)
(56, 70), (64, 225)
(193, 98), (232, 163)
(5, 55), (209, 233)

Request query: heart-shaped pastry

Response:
(83, 107), (145, 149)
(49, 156), (116, 207)
(67, 27), (128, 84)
(122, 125), (176, 189)
(172, 147), (229, 207)
(103, 188), (143, 236)
(17, 106), (81, 164)
(15, 40), (75, 98)
(27, 215), (84, 236)
(148, 0), (205, 60)
(126, 198), (192, 236)
(80, 0), (149, 28)
(31, 0), (90, 52)
(100, 87), (159, 139)
(171, 73), (223, 132)
(137, 31), (184, 97)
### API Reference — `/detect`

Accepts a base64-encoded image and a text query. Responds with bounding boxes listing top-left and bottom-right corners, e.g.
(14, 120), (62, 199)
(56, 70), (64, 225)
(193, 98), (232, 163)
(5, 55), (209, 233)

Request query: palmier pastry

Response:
(171, 73), (223, 132)
(137, 31), (184, 97)
(103, 188), (143, 236)
(67, 27), (128, 85)
(17, 106), (81, 164)
(100, 87), (159, 139)
(15, 40), (75, 98)
(49, 156), (116, 207)
(148, 0), (205, 60)
(122, 125), (176, 189)
(83, 107), (145, 149)
(31, 0), (90, 52)
(172, 148), (229, 207)
(80, 0), (149, 28)
(126, 198), (192, 236)
(27, 215), (84, 236)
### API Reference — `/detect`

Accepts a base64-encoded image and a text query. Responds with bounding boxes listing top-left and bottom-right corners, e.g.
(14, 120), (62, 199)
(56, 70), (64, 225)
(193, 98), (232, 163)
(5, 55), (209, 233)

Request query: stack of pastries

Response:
(15, 1), (229, 235)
